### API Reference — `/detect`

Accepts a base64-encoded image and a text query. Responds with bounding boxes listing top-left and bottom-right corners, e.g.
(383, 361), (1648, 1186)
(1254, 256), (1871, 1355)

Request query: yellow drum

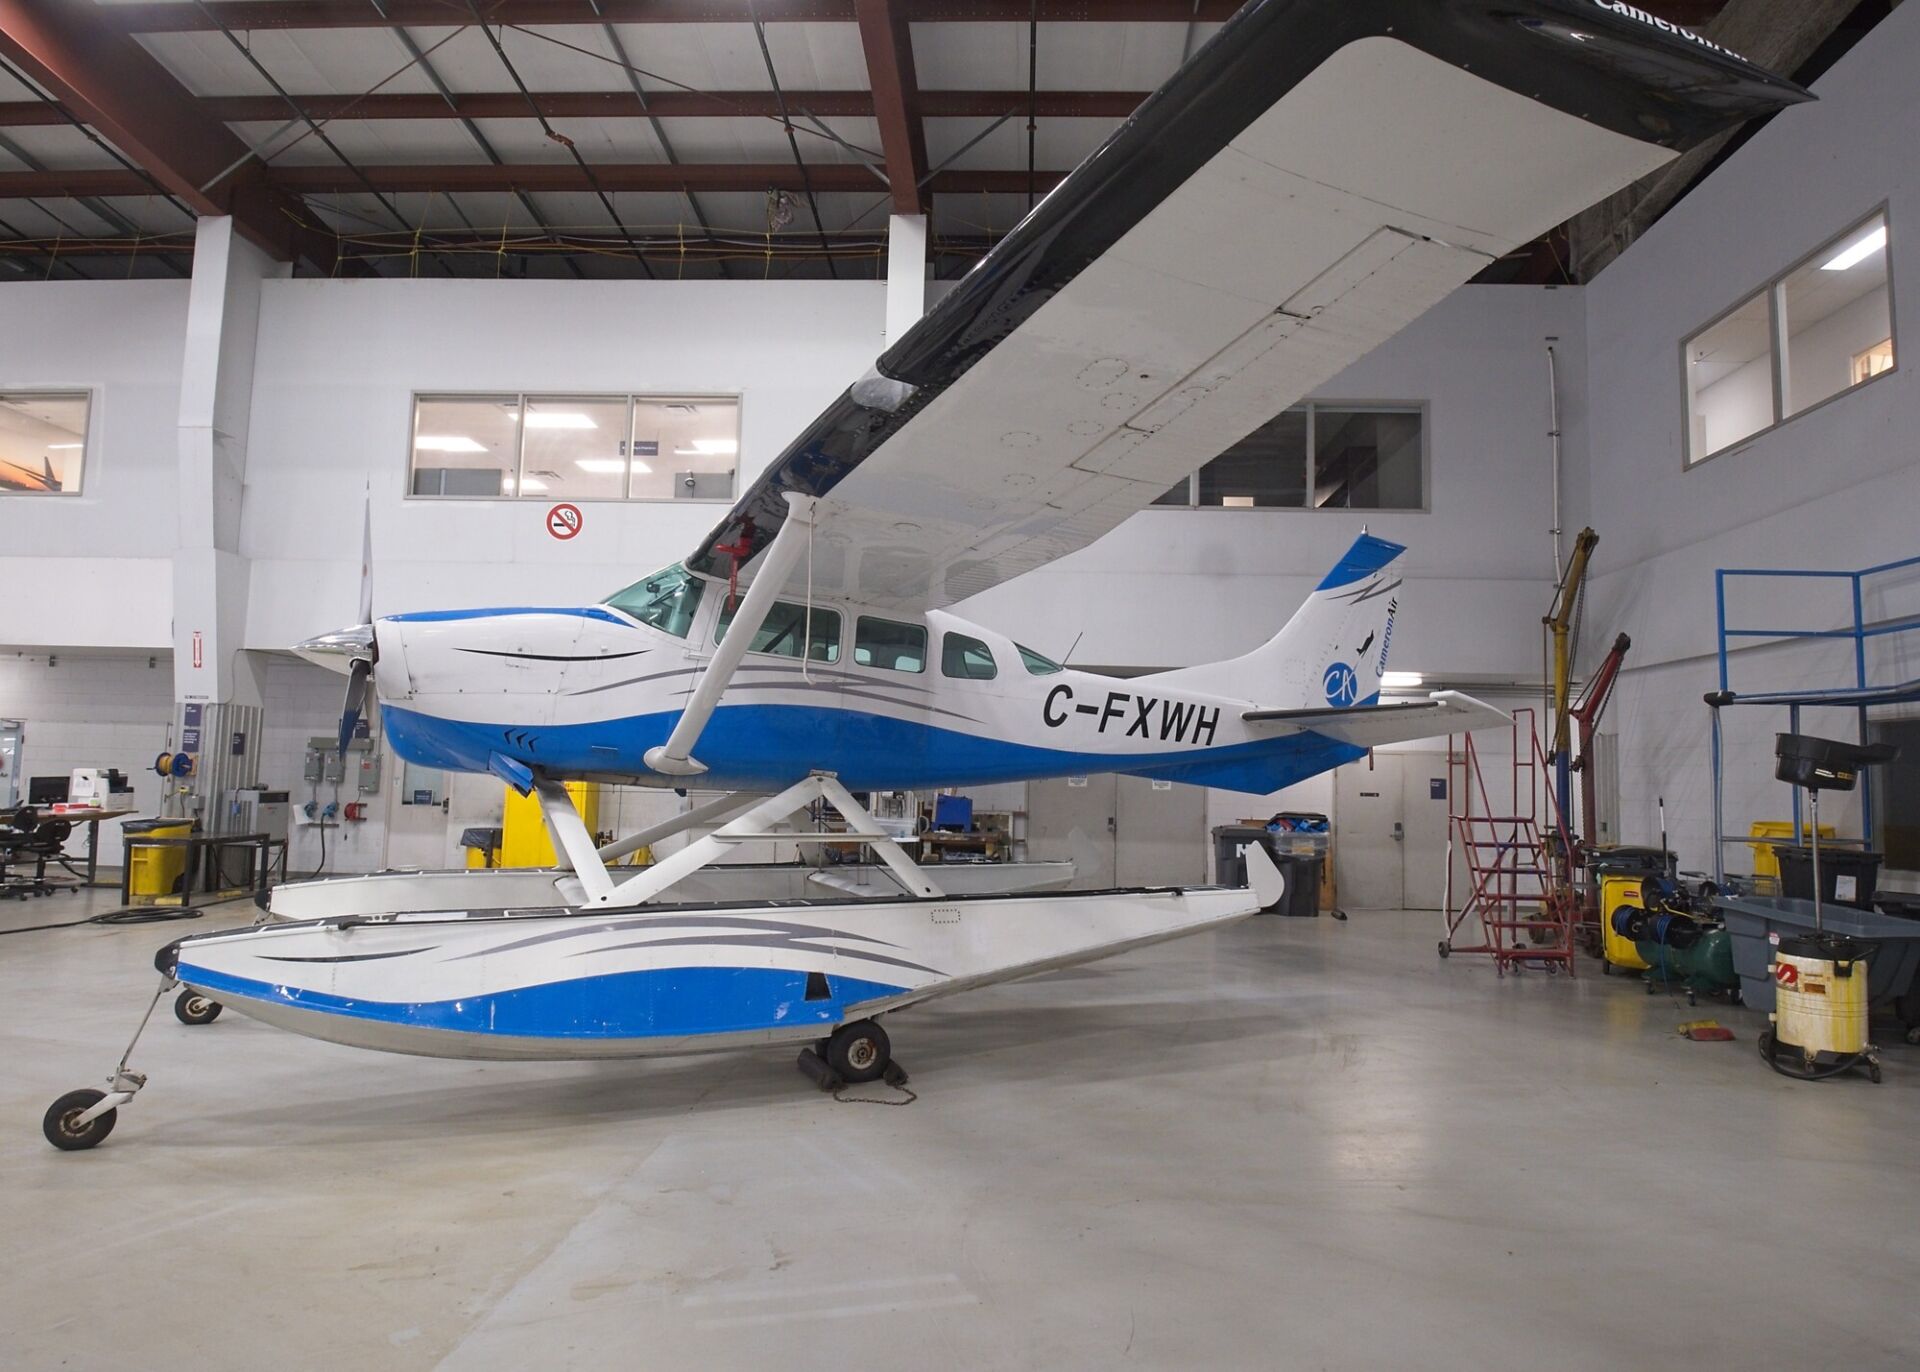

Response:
(1762, 933), (1879, 1082)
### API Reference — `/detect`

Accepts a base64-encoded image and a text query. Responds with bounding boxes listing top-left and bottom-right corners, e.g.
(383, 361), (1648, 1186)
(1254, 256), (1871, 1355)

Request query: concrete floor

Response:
(3, 887), (1918, 1372)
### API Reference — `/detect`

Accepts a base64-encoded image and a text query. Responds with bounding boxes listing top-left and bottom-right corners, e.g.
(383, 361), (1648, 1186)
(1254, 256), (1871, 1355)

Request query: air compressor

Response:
(1609, 878), (1739, 1005)
(1758, 732), (1896, 1084)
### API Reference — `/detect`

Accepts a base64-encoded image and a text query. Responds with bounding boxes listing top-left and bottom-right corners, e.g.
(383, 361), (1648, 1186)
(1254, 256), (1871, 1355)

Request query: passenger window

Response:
(715, 598), (841, 662)
(1016, 643), (1063, 676)
(604, 564), (705, 639)
(853, 617), (927, 673)
(942, 633), (998, 681)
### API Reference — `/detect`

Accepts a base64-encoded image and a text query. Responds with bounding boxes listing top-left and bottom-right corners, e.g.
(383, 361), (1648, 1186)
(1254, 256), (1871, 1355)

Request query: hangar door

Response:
(1029, 775), (1207, 890)
(1333, 754), (1456, 911)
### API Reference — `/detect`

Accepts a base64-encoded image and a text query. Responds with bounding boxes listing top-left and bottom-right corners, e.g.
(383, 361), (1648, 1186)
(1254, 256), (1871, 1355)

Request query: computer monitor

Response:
(27, 776), (67, 806)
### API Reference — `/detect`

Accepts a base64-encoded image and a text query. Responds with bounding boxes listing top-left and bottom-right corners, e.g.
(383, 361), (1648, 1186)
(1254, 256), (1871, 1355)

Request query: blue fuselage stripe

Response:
(381, 702), (1366, 794)
(178, 962), (909, 1039)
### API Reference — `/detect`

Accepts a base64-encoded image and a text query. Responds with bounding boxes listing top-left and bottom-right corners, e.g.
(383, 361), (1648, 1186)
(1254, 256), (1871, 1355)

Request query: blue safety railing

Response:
(1708, 552), (1920, 883)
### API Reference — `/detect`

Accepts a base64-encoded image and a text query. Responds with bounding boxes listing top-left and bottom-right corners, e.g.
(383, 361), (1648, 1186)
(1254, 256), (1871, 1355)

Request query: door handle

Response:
(1107, 816), (1117, 835)
(1392, 821), (1404, 842)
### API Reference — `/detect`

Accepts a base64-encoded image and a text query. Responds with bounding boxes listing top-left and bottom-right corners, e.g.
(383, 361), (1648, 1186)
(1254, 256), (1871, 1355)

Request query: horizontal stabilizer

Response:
(1243, 691), (1508, 748)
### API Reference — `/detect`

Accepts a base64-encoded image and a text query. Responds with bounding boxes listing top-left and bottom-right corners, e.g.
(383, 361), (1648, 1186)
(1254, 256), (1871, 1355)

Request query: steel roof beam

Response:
(0, 164), (1065, 196)
(115, 1), (1250, 31)
(0, 0), (329, 266)
(855, 0), (928, 214)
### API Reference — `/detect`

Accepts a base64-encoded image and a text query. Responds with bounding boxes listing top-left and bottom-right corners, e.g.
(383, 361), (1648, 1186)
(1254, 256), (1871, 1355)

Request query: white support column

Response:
(885, 213), (928, 349)
(173, 217), (285, 710)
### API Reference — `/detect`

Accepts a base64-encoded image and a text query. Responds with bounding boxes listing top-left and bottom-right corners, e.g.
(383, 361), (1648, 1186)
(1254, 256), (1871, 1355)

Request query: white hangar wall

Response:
(240, 278), (891, 648)
(1579, 0), (1920, 872)
(0, 280), (189, 650)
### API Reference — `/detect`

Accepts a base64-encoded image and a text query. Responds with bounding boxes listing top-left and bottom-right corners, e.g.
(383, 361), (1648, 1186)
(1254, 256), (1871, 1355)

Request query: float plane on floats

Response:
(44, 0), (1807, 1148)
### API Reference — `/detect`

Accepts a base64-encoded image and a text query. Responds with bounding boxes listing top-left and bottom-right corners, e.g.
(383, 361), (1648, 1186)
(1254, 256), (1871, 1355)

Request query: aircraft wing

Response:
(1243, 691), (1509, 749)
(688, 0), (1807, 612)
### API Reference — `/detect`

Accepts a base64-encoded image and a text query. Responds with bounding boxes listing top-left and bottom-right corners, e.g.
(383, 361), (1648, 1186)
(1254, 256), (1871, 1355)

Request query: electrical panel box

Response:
(357, 752), (381, 795)
(303, 750), (324, 783)
(323, 751), (346, 785)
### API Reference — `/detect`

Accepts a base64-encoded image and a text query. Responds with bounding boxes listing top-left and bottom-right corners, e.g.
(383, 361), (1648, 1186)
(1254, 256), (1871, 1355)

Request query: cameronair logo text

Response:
(1590, 0), (1745, 61)
(1377, 597), (1398, 676)
(1042, 684), (1220, 746)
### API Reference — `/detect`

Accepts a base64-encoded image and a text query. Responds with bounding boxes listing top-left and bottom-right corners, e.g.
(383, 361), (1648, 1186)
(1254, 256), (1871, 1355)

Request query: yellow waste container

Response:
(125, 818), (192, 901)
(1748, 821), (1834, 881)
(1599, 871), (1651, 973)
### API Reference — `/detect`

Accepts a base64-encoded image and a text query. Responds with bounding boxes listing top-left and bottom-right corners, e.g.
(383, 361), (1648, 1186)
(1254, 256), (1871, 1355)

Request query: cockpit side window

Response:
(605, 564), (705, 638)
(715, 597), (841, 662)
(853, 617), (927, 673)
(942, 633), (998, 681)
(1016, 643), (1063, 675)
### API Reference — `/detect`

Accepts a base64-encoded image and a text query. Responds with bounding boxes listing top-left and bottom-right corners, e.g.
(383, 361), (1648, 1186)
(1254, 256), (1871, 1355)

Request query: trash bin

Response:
(460, 826), (504, 869)
(1283, 854), (1323, 918)
(1771, 845), (1882, 911)
(124, 817), (192, 899)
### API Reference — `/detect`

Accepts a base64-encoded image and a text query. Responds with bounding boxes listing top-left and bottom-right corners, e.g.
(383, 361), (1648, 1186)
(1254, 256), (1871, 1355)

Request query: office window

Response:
(941, 633), (998, 680)
(1782, 214), (1894, 419)
(1156, 403), (1424, 510)
(854, 617), (926, 673)
(1685, 210), (1897, 465)
(410, 392), (739, 500)
(1198, 407), (1308, 507)
(1685, 293), (1774, 463)
(1312, 408), (1423, 510)
(715, 598), (840, 662)
(0, 391), (89, 495)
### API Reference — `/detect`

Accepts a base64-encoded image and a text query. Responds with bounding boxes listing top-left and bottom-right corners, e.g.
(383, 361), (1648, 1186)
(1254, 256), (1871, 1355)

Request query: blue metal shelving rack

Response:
(1707, 552), (1920, 883)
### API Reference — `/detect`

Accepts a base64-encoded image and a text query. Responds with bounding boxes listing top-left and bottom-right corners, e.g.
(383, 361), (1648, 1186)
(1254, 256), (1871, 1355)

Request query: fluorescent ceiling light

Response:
(672, 437), (738, 456)
(1381, 671), (1425, 688)
(524, 411), (596, 430)
(505, 476), (548, 494)
(1222, 495), (1255, 508)
(1822, 225), (1887, 272)
(46, 442), (81, 450)
(414, 435), (486, 453)
(574, 459), (628, 474)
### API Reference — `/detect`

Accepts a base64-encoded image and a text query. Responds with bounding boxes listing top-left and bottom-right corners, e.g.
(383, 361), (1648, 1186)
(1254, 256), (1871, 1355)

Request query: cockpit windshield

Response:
(605, 564), (706, 638)
(1017, 643), (1064, 675)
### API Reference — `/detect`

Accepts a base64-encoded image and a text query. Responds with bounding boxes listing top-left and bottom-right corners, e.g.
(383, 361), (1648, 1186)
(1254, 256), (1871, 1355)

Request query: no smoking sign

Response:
(546, 503), (583, 541)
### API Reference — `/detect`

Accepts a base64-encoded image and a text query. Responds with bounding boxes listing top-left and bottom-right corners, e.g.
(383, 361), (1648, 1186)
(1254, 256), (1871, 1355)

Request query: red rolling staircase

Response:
(1440, 707), (1579, 976)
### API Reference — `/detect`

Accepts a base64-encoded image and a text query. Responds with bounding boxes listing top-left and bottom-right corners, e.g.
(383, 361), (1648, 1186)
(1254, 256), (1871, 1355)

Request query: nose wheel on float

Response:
(42, 979), (170, 1151)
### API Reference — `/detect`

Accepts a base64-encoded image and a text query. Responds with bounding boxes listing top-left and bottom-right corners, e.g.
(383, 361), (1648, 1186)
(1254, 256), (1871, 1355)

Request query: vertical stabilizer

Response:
(1143, 534), (1406, 707)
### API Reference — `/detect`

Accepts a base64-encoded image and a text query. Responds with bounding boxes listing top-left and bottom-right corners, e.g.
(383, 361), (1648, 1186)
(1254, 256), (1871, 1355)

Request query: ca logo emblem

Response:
(1324, 662), (1358, 707)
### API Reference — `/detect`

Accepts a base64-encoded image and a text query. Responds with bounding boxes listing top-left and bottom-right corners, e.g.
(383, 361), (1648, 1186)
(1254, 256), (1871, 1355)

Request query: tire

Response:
(1601, 961), (1614, 976)
(1437, 942), (1450, 960)
(174, 990), (222, 1026)
(44, 1088), (116, 1151)
(826, 1019), (890, 1084)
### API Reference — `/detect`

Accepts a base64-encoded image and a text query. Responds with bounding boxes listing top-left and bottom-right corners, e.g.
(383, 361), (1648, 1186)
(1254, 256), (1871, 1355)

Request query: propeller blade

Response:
(357, 486), (374, 627)
(338, 657), (371, 756)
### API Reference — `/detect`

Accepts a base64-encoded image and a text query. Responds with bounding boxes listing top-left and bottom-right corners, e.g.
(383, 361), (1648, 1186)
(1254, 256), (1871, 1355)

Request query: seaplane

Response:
(44, 0), (1805, 1148)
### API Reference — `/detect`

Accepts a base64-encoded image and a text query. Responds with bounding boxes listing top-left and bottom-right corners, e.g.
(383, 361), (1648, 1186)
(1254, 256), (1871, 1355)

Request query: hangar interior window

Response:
(854, 617), (926, 673)
(0, 391), (89, 495)
(409, 392), (740, 501)
(606, 565), (705, 638)
(716, 598), (841, 662)
(1685, 210), (1896, 465)
(942, 633), (998, 681)
(1155, 402), (1424, 510)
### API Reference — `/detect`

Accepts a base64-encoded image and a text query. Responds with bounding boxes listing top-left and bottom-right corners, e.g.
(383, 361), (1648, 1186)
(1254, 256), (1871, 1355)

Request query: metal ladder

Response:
(1441, 707), (1578, 976)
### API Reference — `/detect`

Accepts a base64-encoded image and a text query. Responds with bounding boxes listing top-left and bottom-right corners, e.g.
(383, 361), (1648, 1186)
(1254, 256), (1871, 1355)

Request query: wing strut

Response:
(645, 492), (817, 778)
